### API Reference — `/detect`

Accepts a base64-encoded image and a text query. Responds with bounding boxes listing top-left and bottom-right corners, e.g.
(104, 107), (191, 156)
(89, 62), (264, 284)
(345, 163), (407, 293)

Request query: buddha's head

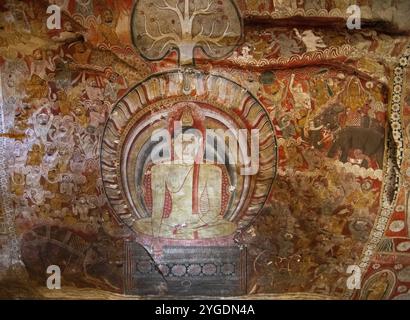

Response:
(173, 131), (202, 165)
(168, 105), (205, 165)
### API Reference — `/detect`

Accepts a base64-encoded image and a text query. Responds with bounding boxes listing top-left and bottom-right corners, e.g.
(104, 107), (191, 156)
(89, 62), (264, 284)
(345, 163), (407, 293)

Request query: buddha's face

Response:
(174, 132), (202, 164)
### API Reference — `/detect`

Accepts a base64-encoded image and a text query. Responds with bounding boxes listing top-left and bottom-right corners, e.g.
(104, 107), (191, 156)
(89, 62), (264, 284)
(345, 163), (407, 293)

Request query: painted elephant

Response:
(327, 127), (385, 168)
(320, 104), (345, 131)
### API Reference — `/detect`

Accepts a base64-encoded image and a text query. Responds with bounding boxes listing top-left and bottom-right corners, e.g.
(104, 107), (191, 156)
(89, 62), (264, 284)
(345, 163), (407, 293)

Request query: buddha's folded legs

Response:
(133, 217), (236, 240)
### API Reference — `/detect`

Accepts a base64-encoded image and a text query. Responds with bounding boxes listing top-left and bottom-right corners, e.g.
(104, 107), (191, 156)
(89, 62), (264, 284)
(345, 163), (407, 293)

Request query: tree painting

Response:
(131, 0), (242, 65)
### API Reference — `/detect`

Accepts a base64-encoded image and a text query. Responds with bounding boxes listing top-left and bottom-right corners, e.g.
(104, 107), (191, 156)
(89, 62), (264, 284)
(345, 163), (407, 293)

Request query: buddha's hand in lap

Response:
(165, 213), (201, 228)
(197, 213), (224, 226)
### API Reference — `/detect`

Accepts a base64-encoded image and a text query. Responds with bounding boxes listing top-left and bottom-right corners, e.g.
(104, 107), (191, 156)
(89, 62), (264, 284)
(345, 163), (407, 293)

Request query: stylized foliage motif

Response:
(131, 0), (242, 65)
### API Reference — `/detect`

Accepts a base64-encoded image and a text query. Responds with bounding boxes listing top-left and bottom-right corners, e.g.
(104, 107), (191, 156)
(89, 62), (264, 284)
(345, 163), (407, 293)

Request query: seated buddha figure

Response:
(133, 108), (236, 240)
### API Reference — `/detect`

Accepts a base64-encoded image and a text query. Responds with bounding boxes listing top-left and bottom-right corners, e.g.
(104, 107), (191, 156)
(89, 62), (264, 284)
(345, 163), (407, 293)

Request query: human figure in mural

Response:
(294, 28), (326, 52)
(342, 77), (367, 112)
(134, 108), (236, 240)
(276, 115), (296, 139)
(103, 71), (127, 103)
(306, 120), (324, 149)
(362, 272), (392, 300)
(70, 40), (92, 65)
(53, 58), (72, 90)
(26, 143), (44, 167)
(5, 0), (33, 35)
(73, 195), (96, 222)
(33, 108), (53, 144)
(290, 73), (311, 111)
(259, 71), (287, 111)
(52, 21), (82, 44)
(267, 32), (301, 58)
(98, 9), (120, 45)
(24, 74), (48, 102)
(29, 49), (54, 81)
(11, 172), (25, 198)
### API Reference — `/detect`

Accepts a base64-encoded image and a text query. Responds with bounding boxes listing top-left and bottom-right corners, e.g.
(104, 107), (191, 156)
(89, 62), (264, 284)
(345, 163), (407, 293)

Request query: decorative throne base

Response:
(124, 241), (247, 296)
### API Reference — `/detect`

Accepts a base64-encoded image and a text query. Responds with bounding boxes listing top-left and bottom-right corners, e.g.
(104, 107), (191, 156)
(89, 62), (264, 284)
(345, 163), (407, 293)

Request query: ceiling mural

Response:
(0, 0), (409, 300)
